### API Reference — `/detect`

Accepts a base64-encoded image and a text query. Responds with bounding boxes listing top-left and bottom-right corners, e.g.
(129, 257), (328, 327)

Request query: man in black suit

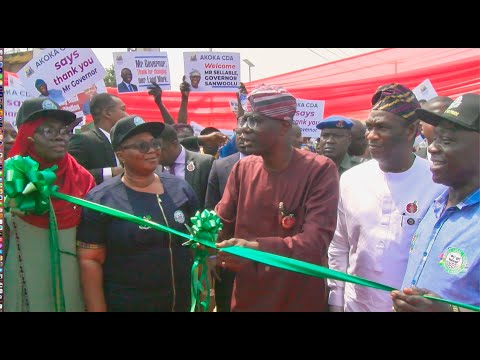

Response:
(205, 134), (247, 311)
(68, 93), (128, 184)
(157, 124), (214, 208)
(117, 68), (138, 93)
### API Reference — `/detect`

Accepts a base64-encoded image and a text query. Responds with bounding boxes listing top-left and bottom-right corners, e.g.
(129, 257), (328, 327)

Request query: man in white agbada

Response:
(328, 83), (446, 312)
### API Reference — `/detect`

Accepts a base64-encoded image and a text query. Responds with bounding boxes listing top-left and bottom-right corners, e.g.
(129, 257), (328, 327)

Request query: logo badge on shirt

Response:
(174, 210), (185, 224)
(278, 202), (296, 229)
(281, 214), (296, 229)
(186, 161), (195, 172)
(406, 201), (419, 214)
(439, 247), (468, 275)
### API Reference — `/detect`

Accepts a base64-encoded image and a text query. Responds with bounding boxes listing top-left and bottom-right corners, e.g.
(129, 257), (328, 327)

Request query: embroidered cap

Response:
(371, 83), (421, 122)
(246, 84), (297, 121)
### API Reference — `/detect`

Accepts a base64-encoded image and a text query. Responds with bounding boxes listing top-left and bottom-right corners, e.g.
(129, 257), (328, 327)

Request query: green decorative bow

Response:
(185, 210), (223, 312)
(4, 156), (65, 312)
(4, 155), (58, 215)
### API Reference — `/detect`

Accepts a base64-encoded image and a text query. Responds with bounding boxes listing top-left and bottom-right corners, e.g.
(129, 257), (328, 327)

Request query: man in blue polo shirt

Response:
(391, 93), (480, 312)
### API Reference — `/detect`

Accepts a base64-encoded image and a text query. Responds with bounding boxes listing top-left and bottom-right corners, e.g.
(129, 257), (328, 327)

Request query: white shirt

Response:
(165, 145), (186, 179)
(98, 127), (119, 180)
(328, 156), (446, 312)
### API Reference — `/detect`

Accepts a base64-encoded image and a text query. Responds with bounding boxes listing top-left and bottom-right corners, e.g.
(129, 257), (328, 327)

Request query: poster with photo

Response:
(113, 51), (171, 92)
(18, 48), (106, 105)
(62, 79), (107, 118)
(183, 52), (240, 92)
(5, 75), (106, 123)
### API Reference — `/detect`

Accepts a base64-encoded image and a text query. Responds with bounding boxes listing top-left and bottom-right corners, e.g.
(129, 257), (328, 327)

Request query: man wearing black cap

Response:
(328, 83), (446, 312)
(391, 93), (480, 312)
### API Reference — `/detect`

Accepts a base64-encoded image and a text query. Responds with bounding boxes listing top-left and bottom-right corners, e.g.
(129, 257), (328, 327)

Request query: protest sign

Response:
(4, 74), (34, 127)
(18, 48), (106, 105)
(62, 80), (107, 118)
(293, 99), (325, 137)
(184, 52), (240, 92)
(113, 51), (171, 92)
(413, 79), (438, 102)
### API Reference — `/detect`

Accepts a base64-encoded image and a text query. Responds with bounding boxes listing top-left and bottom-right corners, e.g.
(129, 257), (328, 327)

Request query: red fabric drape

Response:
(9, 48), (480, 130)
(106, 48), (480, 129)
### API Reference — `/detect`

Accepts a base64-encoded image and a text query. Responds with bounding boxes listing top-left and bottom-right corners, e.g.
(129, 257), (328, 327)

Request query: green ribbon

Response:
(185, 210), (223, 312)
(4, 156), (65, 312)
(5, 155), (479, 313)
(4, 155), (59, 215)
(51, 191), (480, 312)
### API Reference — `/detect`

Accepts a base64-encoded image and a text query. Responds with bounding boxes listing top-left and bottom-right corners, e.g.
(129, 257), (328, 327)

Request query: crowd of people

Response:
(3, 77), (479, 312)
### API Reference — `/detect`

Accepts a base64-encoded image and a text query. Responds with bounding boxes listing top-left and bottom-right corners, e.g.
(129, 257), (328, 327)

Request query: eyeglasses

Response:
(237, 115), (264, 131)
(120, 139), (162, 153)
(35, 127), (72, 139)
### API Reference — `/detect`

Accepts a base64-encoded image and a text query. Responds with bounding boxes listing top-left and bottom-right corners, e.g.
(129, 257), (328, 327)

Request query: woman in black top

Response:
(77, 115), (199, 312)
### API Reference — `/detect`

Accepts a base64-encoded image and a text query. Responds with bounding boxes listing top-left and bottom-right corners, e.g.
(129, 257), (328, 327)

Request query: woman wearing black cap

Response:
(4, 98), (96, 312)
(76, 115), (200, 312)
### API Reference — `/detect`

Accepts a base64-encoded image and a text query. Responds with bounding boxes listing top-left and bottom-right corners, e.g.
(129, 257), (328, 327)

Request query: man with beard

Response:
(215, 84), (339, 312)
(391, 93), (479, 312)
(328, 83), (446, 312)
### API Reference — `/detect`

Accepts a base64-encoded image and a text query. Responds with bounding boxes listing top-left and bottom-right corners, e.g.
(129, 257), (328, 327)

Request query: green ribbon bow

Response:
(186, 210), (223, 312)
(4, 155), (59, 215)
(4, 156), (65, 312)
